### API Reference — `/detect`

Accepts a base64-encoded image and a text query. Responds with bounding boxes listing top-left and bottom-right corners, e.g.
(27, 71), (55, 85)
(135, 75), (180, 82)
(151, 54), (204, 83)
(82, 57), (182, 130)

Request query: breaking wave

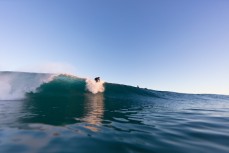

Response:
(0, 71), (106, 100)
(0, 71), (228, 101)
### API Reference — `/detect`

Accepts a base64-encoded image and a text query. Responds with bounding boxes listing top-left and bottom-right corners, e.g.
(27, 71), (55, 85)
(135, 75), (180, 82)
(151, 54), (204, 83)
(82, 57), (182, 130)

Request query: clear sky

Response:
(0, 0), (229, 94)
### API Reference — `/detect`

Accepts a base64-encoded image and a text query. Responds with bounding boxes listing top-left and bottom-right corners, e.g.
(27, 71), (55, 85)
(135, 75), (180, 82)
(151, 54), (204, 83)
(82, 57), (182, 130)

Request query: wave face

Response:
(0, 72), (177, 101)
(1, 71), (229, 153)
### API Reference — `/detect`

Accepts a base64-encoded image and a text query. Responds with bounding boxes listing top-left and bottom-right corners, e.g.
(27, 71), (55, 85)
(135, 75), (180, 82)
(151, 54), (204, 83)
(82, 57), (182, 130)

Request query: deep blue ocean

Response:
(0, 71), (229, 153)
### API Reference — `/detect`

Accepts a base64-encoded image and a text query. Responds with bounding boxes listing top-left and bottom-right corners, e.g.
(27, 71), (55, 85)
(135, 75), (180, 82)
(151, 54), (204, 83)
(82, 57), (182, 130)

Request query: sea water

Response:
(0, 72), (229, 153)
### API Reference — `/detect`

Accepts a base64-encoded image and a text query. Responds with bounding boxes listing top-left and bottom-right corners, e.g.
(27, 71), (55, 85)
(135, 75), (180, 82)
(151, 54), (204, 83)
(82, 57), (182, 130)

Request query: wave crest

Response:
(0, 72), (55, 100)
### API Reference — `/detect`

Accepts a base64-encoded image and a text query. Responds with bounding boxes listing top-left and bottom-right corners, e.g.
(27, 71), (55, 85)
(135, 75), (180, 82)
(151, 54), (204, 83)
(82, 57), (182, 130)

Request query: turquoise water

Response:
(0, 72), (229, 153)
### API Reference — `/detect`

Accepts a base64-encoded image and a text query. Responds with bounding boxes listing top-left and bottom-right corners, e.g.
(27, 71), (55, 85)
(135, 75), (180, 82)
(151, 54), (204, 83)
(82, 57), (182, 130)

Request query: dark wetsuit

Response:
(95, 77), (100, 82)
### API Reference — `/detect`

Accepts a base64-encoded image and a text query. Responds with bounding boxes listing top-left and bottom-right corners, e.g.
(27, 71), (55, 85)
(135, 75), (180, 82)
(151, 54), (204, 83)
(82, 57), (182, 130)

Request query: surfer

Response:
(94, 77), (100, 82)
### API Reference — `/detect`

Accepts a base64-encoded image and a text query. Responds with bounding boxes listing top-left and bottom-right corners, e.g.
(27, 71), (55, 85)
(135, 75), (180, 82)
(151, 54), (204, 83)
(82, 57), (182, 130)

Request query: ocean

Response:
(0, 71), (229, 153)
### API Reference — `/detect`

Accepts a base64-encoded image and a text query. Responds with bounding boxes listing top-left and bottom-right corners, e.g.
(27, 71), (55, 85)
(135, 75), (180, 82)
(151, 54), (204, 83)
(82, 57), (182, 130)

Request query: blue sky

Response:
(0, 0), (229, 94)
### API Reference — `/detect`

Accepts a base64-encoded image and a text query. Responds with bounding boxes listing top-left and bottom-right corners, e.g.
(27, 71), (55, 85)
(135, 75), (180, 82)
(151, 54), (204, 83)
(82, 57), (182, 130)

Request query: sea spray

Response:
(0, 72), (56, 100)
(86, 79), (105, 94)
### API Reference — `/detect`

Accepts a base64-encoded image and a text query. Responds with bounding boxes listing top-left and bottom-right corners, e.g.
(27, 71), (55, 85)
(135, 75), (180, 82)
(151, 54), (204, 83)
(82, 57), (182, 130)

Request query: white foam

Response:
(86, 78), (105, 94)
(0, 72), (55, 100)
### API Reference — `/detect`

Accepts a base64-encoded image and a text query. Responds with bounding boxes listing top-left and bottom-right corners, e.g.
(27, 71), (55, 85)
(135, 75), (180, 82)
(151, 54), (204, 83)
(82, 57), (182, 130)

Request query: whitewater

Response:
(0, 71), (229, 153)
